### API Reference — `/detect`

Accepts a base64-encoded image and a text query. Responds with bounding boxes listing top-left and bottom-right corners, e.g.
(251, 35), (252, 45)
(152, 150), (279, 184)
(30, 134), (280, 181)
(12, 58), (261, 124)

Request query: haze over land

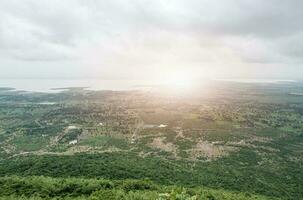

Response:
(1, 1), (303, 200)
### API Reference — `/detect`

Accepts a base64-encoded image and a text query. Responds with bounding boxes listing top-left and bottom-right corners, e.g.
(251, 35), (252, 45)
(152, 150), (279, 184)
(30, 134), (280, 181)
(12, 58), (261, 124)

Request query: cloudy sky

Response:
(0, 0), (302, 80)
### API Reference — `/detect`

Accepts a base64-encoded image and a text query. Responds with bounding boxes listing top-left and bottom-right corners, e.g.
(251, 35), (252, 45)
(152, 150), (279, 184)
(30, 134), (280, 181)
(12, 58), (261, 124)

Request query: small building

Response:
(158, 124), (168, 128)
(67, 125), (77, 130)
(69, 140), (78, 145)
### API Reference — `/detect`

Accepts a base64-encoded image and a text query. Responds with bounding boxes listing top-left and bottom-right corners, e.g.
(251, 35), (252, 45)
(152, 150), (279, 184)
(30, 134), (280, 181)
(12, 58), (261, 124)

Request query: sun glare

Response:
(166, 72), (194, 88)
(167, 74), (192, 87)
(152, 70), (200, 95)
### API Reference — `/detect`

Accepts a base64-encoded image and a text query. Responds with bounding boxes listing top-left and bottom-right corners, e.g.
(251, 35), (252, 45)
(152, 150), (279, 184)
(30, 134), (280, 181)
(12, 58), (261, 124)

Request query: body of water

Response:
(0, 78), (298, 93)
(0, 79), (155, 93)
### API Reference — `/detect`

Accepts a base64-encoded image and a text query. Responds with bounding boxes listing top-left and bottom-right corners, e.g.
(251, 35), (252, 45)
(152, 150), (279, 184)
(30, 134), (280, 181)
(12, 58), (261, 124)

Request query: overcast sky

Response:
(0, 0), (302, 80)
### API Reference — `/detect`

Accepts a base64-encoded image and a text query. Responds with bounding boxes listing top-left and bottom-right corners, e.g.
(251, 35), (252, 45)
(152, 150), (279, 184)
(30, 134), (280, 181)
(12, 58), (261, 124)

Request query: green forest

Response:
(1, 82), (303, 200)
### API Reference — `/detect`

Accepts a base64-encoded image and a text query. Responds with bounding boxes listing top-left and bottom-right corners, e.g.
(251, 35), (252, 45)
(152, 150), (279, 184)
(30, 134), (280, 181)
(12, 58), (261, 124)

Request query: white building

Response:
(69, 140), (78, 145)
(158, 124), (168, 128)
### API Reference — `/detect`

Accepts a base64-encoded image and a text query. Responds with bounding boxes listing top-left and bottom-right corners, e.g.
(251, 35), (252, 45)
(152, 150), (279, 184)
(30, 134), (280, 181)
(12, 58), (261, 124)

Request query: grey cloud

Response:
(0, 0), (302, 78)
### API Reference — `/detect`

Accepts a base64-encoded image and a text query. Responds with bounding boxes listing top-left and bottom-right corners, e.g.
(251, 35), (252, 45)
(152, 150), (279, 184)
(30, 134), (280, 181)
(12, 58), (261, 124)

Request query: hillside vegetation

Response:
(0, 176), (278, 200)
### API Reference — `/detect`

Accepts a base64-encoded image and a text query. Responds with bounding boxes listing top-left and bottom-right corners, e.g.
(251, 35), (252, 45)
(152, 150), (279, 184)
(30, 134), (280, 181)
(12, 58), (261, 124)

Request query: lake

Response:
(0, 78), (298, 93)
(0, 79), (155, 93)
